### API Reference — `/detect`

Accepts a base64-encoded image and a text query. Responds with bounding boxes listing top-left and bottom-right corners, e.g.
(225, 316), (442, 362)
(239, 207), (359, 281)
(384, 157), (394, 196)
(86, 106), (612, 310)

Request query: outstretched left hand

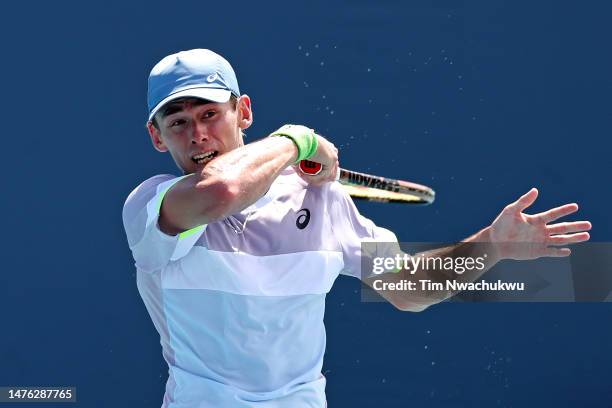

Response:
(488, 188), (591, 260)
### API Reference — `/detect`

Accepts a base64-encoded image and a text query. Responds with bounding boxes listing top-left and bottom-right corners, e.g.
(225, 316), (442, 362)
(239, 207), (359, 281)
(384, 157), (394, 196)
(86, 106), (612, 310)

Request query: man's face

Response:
(147, 96), (252, 174)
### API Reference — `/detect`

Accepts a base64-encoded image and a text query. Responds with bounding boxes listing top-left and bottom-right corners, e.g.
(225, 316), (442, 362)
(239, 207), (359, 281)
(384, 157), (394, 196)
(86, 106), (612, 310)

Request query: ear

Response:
(147, 121), (168, 152)
(237, 95), (253, 131)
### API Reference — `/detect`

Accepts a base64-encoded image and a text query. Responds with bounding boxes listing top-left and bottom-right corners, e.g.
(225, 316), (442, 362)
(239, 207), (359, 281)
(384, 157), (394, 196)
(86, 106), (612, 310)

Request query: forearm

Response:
(197, 136), (298, 216)
(367, 227), (501, 310)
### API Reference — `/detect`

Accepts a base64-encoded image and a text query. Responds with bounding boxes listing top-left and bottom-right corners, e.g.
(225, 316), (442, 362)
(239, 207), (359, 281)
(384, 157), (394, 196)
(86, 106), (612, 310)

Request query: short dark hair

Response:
(151, 94), (239, 130)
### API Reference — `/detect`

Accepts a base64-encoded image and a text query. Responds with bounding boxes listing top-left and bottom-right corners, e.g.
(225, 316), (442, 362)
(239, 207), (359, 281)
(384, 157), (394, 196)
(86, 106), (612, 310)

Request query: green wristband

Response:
(269, 124), (319, 163)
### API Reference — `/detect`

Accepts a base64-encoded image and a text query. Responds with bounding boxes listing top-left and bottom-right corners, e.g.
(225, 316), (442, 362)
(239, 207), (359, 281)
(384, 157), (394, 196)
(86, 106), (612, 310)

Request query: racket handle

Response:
(299, 160), (321, 174)
(298, 160), (341, 181)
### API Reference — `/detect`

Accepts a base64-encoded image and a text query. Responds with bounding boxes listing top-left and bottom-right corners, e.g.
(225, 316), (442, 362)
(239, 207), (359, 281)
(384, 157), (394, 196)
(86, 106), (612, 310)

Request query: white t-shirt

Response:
(122, 167), (397, 408)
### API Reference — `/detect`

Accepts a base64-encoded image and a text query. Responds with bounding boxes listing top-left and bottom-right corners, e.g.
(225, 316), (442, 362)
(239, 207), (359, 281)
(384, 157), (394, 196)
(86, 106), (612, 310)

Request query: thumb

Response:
(512, 188), (538, 212)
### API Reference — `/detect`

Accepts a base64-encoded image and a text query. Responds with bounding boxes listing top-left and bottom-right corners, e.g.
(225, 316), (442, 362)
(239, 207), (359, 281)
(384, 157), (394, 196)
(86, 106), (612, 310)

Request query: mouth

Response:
(191, 150), (219, 165)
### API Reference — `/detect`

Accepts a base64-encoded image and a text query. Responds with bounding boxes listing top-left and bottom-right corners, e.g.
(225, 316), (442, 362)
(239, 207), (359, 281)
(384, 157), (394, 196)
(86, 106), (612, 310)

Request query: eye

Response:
(203, 110), (216, 119)
(169, 119), (186, 128)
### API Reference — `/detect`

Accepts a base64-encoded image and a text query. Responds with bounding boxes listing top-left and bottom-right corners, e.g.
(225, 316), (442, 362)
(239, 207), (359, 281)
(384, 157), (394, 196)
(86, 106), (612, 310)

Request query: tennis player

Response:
(122, 49), (591, 407)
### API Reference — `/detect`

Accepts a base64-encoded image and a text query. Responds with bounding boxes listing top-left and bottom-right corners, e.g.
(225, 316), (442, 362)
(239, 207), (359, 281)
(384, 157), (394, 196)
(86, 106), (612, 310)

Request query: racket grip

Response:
(299, 160), (321, 174)
(298, 160), (341, 181)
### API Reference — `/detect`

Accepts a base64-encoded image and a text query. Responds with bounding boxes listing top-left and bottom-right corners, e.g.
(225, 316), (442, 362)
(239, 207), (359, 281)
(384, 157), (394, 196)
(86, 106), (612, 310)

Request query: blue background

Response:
(1, 0), (610, 406)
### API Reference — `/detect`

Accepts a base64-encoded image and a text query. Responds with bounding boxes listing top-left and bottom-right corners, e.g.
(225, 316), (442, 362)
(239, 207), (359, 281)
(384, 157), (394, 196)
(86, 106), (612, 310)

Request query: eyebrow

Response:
(160, 99), (213, 119)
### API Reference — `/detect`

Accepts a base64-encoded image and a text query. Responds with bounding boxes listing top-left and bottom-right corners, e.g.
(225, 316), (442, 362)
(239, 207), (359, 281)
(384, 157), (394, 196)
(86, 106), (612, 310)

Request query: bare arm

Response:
(363, 227), (499, 312)
(160, 134), (338, 235)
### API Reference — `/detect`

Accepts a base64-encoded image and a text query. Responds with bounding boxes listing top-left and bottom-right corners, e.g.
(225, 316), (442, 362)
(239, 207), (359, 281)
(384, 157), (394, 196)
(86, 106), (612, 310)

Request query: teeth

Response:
(193, 152), (214, 160)
(192, 151), (217, 164)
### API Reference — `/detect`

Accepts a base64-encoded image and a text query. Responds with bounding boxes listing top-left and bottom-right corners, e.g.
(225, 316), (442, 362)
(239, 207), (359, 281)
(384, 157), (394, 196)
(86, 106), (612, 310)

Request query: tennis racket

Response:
(299, 160), (435, 205)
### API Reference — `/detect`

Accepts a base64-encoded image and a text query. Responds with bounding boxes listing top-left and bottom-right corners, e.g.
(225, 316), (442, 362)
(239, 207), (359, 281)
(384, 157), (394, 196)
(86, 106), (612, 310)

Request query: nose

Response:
(190, 121), (209, 144)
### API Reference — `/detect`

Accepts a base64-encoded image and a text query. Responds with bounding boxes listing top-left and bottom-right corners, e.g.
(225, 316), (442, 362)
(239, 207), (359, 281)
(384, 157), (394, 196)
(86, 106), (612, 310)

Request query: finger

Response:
(547, 221), (592, 235)
(541, 247), (572, 257)
(548, 232), (590, 245)
(328, 160), (339, 182)
(533, 203), (579, 224)
(510, 188), (538, 212)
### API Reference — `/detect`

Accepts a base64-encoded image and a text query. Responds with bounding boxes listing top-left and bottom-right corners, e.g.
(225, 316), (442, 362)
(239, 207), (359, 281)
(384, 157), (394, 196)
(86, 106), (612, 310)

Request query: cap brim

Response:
(148, 88), (232, 120)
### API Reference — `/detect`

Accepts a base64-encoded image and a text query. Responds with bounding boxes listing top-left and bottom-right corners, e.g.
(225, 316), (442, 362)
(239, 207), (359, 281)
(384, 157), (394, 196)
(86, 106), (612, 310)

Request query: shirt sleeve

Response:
(327, 182), (400, 280)
(122, 174), (206, 273)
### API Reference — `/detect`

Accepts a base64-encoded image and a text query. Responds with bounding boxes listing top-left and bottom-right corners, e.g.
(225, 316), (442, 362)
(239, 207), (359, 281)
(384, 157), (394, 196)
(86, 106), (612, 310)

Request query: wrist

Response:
(466, 226), (503, 264)
(269, 124), (318, 163)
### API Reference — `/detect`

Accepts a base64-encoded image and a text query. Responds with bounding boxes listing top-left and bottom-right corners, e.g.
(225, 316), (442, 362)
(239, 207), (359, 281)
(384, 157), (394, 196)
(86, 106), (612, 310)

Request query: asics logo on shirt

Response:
(296, 208), (311, 229)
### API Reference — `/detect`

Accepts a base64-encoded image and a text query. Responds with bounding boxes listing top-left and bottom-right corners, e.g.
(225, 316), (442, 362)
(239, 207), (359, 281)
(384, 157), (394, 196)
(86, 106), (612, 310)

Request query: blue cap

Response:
(147, 49), (240, 120)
